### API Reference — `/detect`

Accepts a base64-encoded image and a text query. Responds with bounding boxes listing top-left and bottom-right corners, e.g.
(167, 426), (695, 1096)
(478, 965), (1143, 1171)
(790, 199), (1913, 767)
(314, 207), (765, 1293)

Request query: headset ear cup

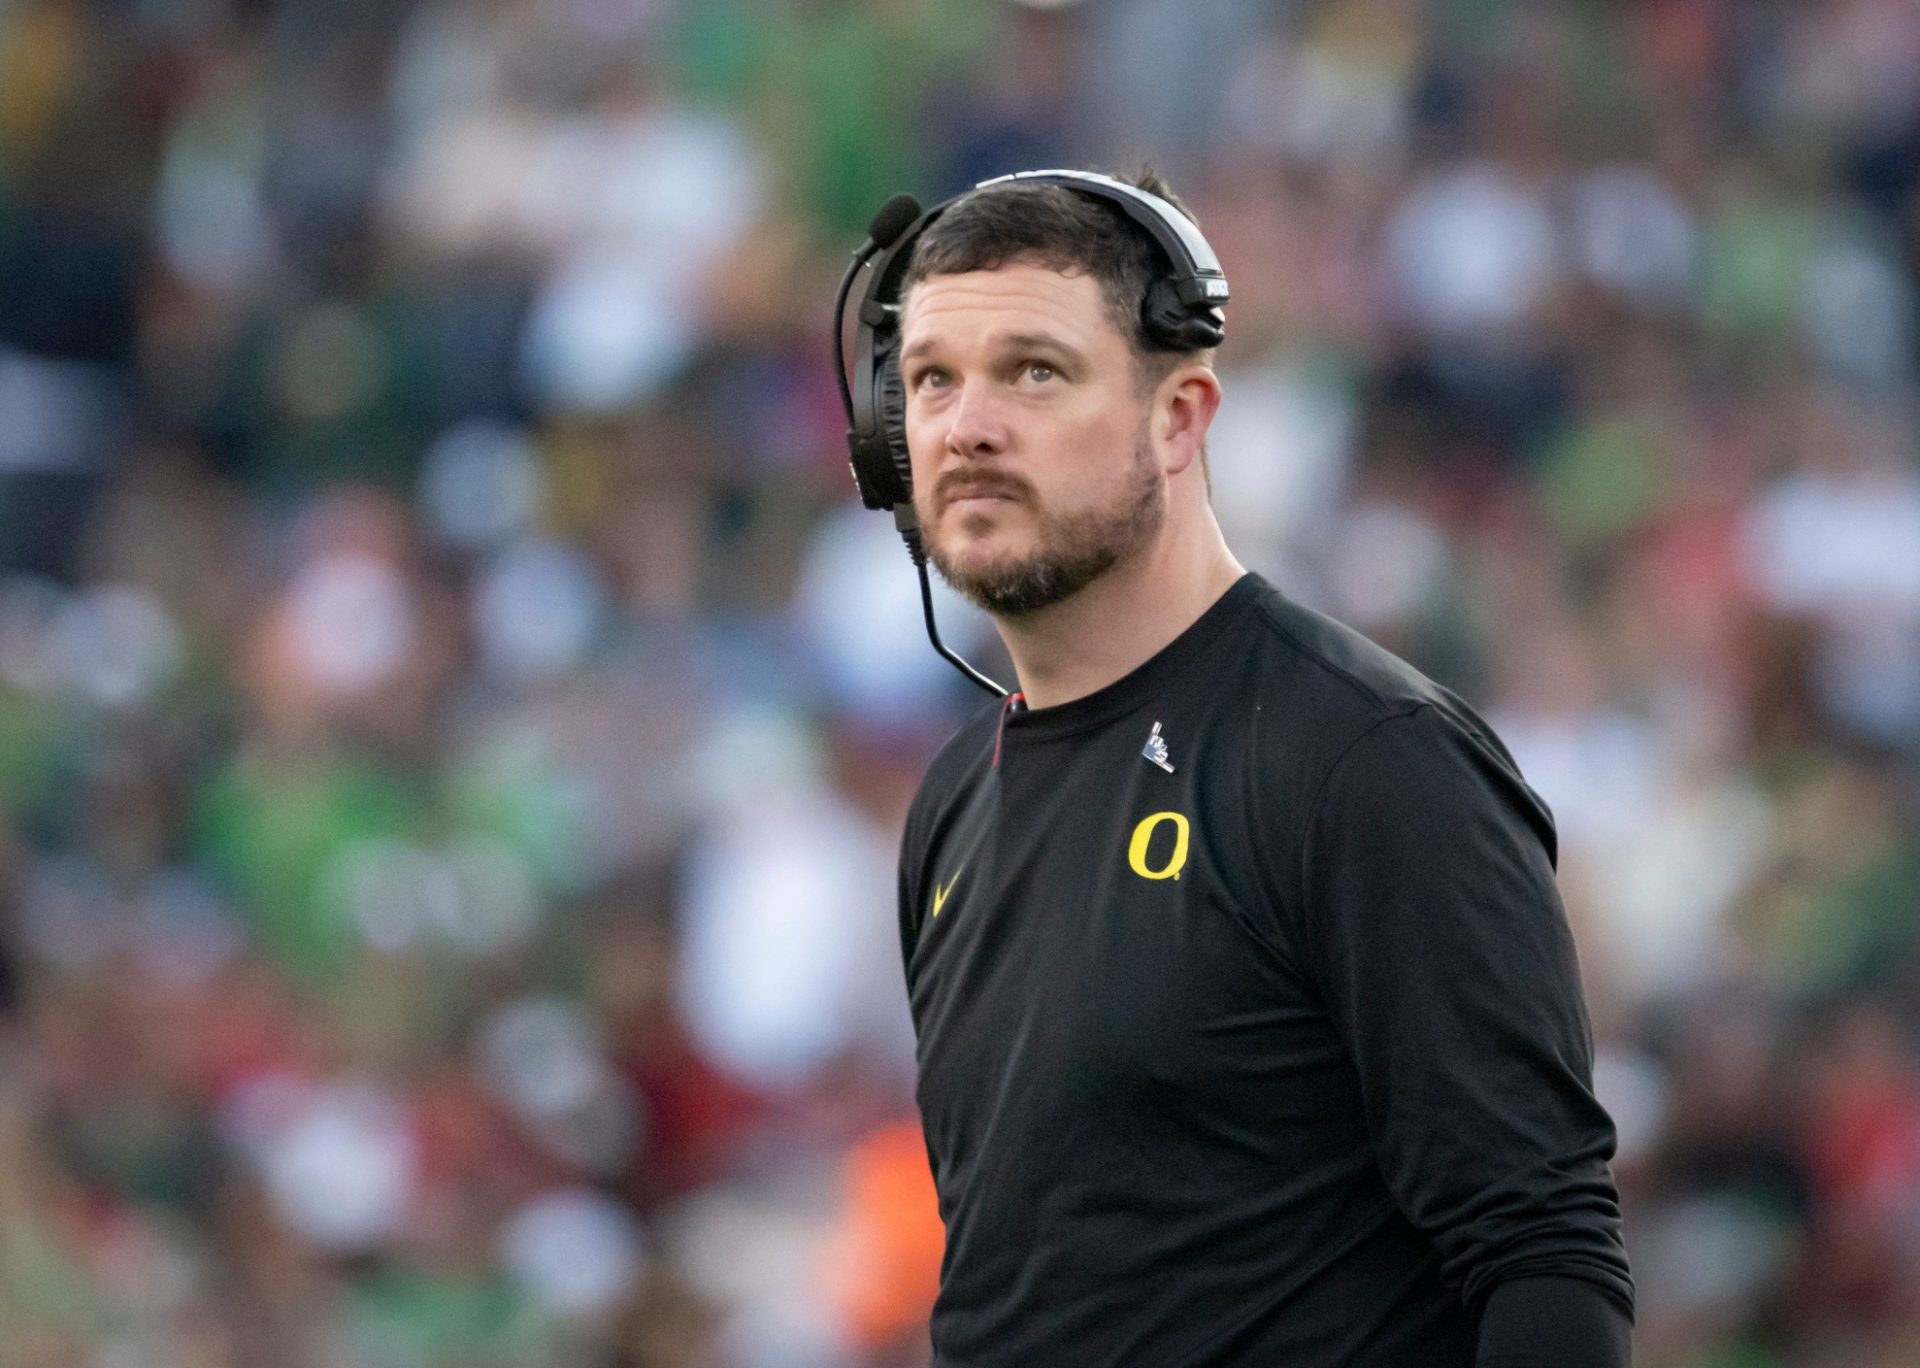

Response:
(1186, 306), (1227, 350)
(877, 351), (912, 506)
(1142, 280), (1226, 352)
(849, 317), (914, 510)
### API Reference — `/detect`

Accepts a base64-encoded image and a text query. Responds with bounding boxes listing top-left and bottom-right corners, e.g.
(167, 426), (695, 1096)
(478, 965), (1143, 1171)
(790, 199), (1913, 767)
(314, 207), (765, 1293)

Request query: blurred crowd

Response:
(0, 0), (1918, 1364)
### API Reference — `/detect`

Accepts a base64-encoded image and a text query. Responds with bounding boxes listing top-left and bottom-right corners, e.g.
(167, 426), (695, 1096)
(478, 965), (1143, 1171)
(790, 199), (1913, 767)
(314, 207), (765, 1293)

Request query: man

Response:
(885, 171), (1633, 1365)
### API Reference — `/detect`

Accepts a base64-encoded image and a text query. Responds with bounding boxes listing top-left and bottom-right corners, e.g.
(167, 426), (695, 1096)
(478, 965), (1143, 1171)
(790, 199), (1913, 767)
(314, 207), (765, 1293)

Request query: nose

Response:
(944, 380), (1008, 460)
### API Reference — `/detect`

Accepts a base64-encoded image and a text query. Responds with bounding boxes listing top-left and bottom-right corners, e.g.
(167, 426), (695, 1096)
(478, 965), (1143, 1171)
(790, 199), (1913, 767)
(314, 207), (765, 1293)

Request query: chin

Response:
(941, 528), (1034, 575)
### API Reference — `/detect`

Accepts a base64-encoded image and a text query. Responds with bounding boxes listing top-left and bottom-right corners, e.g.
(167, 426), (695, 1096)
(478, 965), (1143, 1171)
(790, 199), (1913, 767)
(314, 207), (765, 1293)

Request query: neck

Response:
(993, 515), (1245, 710)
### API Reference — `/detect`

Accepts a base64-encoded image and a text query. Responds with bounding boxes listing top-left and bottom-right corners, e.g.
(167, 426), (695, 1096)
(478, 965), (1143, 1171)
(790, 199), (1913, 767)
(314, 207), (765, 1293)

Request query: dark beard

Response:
(923, 438), (1164, 617)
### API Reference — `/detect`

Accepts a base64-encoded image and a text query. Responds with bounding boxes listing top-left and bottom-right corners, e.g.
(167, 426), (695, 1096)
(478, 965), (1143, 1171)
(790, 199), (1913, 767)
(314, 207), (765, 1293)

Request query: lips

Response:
(938, 477), (1027, 513)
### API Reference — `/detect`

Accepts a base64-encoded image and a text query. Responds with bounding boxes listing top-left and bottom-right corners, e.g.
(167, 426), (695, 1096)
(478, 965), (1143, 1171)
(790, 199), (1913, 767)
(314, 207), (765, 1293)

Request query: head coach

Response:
(831, 169), (1634, 1366)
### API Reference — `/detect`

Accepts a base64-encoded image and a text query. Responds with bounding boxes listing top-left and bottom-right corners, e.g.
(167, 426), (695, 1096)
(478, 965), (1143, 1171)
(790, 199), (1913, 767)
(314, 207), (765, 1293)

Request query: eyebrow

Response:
(900, 332), (1090, 368)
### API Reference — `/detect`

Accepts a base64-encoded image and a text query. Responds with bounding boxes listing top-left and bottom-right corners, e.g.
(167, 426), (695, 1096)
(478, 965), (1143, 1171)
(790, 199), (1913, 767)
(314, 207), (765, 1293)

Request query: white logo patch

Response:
(1142, 721), (1175, 774)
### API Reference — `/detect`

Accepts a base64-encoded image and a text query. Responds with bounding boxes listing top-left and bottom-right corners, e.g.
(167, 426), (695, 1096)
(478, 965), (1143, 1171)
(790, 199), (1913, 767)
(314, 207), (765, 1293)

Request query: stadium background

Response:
(1, 0), (1918, 1363)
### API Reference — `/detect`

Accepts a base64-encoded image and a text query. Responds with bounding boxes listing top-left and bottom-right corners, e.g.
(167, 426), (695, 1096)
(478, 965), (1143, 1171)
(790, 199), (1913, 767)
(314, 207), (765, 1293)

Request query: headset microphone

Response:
(863, 194), (923, 253)
(832, 170), (1230, 700)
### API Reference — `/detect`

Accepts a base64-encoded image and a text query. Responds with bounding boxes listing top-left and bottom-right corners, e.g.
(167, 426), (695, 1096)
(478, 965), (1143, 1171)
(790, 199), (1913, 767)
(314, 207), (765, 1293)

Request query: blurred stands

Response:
(0, 0), (1917, 1364)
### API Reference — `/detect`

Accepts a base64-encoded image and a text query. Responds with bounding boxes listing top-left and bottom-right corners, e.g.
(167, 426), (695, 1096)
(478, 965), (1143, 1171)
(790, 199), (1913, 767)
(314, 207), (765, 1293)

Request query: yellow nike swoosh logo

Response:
(932, 868), (962, 918)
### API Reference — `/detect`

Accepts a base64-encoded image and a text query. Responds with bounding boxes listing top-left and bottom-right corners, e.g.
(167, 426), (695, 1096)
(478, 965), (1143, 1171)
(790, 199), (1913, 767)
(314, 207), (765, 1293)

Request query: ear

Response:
(1154, 365), (1222, 477)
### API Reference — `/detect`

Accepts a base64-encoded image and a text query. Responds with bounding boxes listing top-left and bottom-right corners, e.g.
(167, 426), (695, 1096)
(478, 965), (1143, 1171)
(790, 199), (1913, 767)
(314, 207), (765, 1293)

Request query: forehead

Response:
(900, 263), (1124, 355)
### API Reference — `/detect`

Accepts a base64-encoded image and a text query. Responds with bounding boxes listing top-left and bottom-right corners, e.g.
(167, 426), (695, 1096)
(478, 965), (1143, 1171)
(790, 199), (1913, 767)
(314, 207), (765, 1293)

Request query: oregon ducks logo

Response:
(1127, 811), (1191, 881)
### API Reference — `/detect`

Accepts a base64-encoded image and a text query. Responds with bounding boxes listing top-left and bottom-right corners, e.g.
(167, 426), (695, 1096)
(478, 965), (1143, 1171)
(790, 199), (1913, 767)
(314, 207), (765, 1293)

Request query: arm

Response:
(1299, 704), (1633, 1361)
(898, 845), (920, 978)
(1477, 1276), (1632, 1367)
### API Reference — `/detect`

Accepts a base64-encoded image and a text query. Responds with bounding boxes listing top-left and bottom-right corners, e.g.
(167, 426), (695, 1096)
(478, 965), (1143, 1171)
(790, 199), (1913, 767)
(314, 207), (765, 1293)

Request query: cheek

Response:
(904, 415), (944, 493)
(1042, 412), (1138, 496)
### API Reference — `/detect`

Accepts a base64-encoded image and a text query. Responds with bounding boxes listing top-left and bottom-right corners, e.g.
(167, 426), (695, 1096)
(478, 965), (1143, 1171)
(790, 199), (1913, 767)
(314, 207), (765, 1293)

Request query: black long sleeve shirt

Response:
(897, 573), (1632, 1366)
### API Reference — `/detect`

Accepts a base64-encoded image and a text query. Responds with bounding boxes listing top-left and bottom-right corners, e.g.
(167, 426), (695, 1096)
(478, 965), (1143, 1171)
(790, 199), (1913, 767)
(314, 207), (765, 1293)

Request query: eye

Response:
(1022, 361), (1057, 383)
(910, 366), (951, 392)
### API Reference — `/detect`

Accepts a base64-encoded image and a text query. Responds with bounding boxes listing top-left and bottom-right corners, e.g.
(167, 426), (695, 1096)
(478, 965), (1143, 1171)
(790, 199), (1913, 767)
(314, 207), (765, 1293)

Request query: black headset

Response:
(829, 169), (1231, 694)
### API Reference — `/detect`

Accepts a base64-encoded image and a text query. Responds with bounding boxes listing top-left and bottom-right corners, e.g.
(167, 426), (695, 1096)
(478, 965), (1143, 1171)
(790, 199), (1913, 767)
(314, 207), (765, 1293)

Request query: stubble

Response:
(923, 431), (1164, 618)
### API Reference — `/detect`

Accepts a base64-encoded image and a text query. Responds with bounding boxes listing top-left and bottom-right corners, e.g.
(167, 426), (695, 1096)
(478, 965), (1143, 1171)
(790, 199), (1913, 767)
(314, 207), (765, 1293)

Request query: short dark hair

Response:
(901, 170), (1215, 390)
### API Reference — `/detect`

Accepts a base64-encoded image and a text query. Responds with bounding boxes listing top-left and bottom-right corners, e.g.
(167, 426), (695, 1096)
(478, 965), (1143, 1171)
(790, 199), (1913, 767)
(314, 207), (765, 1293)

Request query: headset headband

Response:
(971, 170), (1231, 309)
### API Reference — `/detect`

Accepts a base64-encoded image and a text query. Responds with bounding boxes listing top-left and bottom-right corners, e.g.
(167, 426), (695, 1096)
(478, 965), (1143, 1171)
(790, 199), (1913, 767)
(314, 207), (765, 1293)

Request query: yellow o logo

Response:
(1128, 811), (1190, 881)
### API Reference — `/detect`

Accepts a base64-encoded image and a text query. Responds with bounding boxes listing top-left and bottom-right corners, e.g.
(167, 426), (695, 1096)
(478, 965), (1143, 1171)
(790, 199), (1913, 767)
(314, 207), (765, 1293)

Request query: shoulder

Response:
(1240, 579), (1455, 723)
(1223, 579), (1553, 857)
(1230, 579), (1471, 777)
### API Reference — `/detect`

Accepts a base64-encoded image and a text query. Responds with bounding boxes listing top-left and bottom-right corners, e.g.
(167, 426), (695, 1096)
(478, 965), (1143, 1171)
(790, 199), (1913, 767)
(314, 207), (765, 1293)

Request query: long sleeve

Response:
(1476, 1275), (1633, 1366)
(1298, 703), (1634, 1337)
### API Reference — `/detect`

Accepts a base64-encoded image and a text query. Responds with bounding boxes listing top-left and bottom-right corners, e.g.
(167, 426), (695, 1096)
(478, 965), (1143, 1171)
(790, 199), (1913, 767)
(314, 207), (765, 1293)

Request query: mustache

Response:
(935, 471), (1032, 509)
